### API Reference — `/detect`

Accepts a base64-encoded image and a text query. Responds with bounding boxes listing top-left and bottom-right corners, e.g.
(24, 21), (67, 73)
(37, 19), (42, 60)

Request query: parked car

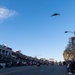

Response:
(50, 62), (54, 65)
(0, 65), (3, 69)
(59, 62), (62, 66)
(37, 62), (40, 67)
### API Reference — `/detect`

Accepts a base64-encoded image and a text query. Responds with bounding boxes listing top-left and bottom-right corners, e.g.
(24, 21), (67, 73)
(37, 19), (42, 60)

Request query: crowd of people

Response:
(63, 59), (75, 74)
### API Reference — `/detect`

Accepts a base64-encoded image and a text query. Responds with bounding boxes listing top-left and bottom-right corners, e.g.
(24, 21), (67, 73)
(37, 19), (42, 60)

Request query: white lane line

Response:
(41, 69), (44, 71)
(0, 69), (26, 75)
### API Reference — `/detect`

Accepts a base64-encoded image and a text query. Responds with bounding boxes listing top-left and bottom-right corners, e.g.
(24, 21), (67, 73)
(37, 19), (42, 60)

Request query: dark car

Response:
(37, 62), (40, 67)
(0, 65), (3, 69)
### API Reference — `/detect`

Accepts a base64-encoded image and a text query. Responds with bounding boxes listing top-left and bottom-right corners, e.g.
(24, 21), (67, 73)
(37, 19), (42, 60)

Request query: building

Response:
(0, 44), (13, 68)
(0, 44), (12, 56)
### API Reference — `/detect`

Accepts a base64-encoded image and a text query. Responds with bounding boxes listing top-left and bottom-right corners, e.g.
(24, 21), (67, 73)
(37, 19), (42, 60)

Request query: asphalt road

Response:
(0, 65), (73, 75)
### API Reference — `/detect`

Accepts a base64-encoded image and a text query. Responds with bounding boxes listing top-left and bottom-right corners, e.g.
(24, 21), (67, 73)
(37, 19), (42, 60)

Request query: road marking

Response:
(41, 69), (44, 71)
(0, 69), (26, 75)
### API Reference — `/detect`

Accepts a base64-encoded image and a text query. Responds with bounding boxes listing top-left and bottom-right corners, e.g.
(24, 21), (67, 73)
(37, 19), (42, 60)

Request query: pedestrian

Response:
(70, 60), (75, 74)
(66, 60), (73, 74)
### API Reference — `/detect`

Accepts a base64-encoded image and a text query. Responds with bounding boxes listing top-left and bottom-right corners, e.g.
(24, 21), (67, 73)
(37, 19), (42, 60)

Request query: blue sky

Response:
(0, 0), (75, 61)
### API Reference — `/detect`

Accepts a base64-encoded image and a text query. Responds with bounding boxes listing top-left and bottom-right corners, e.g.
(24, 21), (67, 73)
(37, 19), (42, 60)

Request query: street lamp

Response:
(65, 31), (75, 60)
(65, 30), (75, 37)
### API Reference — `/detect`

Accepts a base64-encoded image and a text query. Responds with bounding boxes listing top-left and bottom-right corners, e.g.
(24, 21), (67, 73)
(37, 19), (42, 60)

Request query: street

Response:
(0, 65), (71, 75)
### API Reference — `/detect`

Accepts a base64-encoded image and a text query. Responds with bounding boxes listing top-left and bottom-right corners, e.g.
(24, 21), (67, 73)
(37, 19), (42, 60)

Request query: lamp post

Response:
(65, 30), (75, 60)
(65, 30), (75, 37)
(65, 30), (75, 45)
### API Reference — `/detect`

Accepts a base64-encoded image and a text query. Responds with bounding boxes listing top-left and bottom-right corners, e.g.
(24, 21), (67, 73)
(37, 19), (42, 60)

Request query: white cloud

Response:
(0, 7), (16, 20)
